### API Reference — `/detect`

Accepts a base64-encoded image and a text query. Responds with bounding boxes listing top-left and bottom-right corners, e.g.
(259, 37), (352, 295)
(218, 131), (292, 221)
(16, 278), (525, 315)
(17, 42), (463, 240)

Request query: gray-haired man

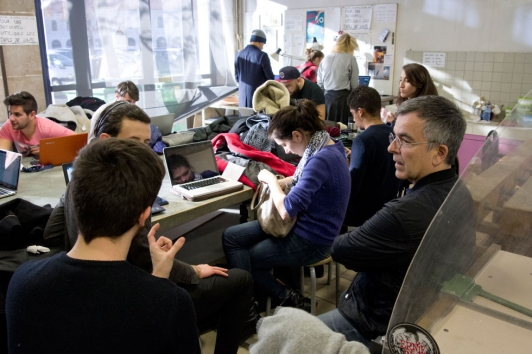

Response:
(319, 96), (471, 347)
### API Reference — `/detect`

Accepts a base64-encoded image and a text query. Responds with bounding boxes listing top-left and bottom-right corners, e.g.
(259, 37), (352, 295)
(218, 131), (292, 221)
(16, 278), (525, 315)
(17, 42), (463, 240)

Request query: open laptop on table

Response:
(61, 162), (166, 215)
(0, 149), (22, 199)
(150, 114), (175, 135)
(164, 141), (243, 201)
(39, 133), (88, 166)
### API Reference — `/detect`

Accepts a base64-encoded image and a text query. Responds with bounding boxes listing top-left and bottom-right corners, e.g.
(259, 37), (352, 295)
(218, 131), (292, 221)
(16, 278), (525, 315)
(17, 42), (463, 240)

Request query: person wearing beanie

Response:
(278, 66), (326, 120)
(235, 29), (275, 108)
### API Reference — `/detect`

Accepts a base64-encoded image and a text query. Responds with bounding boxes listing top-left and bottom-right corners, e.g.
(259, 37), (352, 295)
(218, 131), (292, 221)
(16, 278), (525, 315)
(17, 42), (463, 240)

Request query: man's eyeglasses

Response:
(389, 133), (433, 150)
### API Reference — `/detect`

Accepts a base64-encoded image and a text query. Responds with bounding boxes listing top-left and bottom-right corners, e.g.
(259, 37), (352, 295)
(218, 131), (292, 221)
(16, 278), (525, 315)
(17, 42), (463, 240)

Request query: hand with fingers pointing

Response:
(147, 223), (185, 278)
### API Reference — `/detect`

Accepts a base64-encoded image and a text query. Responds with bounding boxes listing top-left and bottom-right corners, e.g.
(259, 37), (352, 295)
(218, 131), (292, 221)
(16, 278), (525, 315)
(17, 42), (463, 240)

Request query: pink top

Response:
(0, 116), (74, 156)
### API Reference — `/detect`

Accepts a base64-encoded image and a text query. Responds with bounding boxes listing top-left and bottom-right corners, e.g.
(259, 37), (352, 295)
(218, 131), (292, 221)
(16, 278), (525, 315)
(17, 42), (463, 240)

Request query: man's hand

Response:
(29, 145), (40, 157)
(192, 264), (229, 279)
(147, 223), (185, 278)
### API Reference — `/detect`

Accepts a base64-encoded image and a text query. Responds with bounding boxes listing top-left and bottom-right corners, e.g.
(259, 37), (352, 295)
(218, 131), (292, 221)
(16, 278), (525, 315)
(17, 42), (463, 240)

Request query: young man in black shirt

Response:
(278, 66), (326, 120)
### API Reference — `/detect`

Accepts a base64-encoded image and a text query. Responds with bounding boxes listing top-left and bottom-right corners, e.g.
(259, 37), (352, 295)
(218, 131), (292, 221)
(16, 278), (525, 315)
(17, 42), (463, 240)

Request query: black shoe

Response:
(240, 300), (261, 344)
(280, 288), (311, 313)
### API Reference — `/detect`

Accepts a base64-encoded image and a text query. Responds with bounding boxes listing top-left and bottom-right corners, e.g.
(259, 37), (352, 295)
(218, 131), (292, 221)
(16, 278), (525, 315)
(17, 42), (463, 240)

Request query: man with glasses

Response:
(318, 96), (467, 347)
(45, 101), (256, 354)
(115, 80), (139, 104)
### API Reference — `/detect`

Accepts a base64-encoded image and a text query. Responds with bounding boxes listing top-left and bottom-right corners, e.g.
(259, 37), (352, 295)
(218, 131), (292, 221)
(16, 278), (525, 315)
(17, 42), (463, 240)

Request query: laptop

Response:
(150, 113), (175, 135)
(61, 162), (166, 215)
(358, 76), (371, 86)
(39, 133), (88, 166)
(164, 141), (243, 201)
(0, 149), (22, 199)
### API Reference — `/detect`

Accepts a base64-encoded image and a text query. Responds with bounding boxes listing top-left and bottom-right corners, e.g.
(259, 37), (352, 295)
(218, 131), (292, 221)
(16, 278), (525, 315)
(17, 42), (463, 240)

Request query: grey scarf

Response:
(292, 130), (330, 186)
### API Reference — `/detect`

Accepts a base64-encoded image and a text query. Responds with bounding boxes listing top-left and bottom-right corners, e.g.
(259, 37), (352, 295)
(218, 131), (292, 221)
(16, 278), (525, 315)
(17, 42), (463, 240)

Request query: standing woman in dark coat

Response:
(234, 29), (275, 108)
(317, 33), (359, 125)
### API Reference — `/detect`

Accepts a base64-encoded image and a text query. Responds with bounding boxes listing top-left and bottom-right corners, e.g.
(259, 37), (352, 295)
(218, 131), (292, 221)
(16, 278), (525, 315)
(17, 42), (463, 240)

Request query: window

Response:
(38, 0), (237, 124)
(52, 20), (57, 31)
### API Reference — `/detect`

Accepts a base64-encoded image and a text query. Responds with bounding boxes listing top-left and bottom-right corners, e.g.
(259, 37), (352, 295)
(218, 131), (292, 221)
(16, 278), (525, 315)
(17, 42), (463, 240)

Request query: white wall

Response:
(245, 0), (532, 96)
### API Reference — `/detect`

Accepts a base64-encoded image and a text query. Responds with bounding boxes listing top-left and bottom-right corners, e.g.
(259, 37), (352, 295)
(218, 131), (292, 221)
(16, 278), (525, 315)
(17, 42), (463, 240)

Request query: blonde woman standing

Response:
(317, 33), (359, 124)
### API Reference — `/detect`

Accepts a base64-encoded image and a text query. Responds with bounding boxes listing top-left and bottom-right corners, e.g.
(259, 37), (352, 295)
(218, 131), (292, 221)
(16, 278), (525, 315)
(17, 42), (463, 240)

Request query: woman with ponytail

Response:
(297, 49), (324, 83)
(223, 100), (350, 312)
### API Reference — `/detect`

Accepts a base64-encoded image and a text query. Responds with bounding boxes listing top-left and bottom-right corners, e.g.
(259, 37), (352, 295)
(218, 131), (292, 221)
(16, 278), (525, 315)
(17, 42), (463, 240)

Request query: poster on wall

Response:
(306, 10), (325, 44)
(373, 46), (386, 63)
(368, 63), (390, 80)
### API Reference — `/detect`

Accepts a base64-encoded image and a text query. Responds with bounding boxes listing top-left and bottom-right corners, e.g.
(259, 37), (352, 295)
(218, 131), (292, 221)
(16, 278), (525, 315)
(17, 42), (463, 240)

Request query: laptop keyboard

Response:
(181, 177), (226, 190)
(0, 187), (15, 197)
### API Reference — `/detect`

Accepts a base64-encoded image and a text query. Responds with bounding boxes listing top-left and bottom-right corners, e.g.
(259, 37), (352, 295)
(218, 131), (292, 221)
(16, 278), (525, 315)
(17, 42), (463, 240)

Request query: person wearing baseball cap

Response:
(278, 66), (326, 120)
(235, 29), (275, 108)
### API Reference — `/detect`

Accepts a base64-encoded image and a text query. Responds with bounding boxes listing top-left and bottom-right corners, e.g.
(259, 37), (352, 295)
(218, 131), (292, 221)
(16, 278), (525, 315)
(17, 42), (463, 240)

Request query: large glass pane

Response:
(41, 0), (76, 87)
(85, 0), (143, 82)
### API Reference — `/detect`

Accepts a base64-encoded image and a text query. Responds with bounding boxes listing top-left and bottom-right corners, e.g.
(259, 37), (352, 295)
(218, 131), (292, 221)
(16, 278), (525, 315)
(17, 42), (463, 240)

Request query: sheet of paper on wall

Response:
(373, 4), (397, 23)
(379, 28), (389, 43)
(343, 6), (372, 33)
(285, 15), (303, 31)
(423, 52), (446, 68)
(384, 54), (393, 66)
(0, 16), (39, 45)
(284, 34), (293, 54)
(293, 34), (305, 57)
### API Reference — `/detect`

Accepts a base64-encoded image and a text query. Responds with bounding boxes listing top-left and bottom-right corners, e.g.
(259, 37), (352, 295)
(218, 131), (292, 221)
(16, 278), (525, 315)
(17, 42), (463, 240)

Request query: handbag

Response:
(250, 181), (296, 238)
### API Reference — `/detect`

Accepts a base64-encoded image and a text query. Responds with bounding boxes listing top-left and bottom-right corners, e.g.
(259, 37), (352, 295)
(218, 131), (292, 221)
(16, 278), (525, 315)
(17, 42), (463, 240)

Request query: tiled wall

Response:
(405, 51), (532, 114)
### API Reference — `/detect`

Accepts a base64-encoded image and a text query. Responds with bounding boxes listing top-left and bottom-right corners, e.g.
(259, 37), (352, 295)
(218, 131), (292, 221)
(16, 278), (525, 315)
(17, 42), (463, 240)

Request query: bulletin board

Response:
(283, 4), (397, 95)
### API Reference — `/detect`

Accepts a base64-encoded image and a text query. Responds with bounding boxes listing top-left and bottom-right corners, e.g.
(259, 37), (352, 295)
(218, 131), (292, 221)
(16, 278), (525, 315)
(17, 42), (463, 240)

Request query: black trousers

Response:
(324, 89), (351, 125)
(181, 268), (252, 354)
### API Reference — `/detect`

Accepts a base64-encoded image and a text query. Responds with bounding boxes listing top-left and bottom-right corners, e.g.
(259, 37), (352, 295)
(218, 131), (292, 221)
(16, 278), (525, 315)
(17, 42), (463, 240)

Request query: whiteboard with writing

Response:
(343, 6), (372, 33)
(0, 16), (39, 45)
(423, 52), (446, 67)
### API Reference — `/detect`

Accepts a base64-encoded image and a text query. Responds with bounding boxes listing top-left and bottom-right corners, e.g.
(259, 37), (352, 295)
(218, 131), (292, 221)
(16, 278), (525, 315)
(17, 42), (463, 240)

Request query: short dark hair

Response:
(115, 81), (140, 102)
(397, 96), (466, 165)
(94, 101), (151, 138)
(347, 86), (382, 117)
(166, 154), (190, 170)
(268, 100), (325, 140)
(396, 64), (438, 106)
(71, 138), (165, 243)
(3, 91), (38, 115)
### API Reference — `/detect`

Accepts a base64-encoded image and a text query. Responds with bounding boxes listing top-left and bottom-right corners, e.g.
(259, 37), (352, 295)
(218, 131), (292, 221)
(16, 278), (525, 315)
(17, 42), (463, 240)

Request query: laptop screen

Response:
(164, 141), (220, 186)
(358, 76), (371, 86)
(0, 150), (21, 190)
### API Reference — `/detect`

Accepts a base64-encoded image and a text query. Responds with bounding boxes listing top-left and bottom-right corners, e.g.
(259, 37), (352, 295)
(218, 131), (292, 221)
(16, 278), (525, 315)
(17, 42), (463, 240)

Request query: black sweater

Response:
(6, 252), (200, 354)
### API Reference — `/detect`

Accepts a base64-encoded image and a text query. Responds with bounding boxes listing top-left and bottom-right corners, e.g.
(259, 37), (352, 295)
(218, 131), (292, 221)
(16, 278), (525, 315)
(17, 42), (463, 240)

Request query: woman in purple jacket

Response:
(222, 100), (350, 311)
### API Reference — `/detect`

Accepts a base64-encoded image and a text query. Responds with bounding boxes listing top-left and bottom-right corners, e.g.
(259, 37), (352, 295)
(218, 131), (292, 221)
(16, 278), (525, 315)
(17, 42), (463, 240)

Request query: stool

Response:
(265, 256), (340, 316)
(301, 256), (340, 315)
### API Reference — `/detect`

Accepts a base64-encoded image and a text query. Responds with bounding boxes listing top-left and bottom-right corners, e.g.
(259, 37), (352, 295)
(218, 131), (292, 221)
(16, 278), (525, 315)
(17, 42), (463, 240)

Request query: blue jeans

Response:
(318, 308), (371, 347)
(222, 220), (331, 303)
